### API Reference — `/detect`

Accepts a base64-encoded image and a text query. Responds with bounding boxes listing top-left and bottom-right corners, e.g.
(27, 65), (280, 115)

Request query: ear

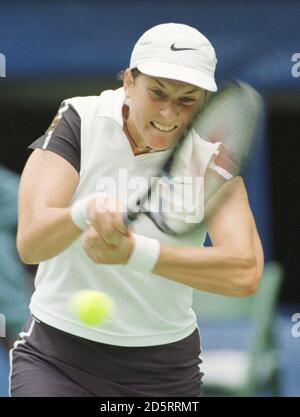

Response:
(205, 91), (213, 104)
(123, 69), (134, 99)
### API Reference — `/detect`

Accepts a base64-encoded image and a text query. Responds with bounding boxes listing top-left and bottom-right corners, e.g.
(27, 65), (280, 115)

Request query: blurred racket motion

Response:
(124, 82), (263, 236)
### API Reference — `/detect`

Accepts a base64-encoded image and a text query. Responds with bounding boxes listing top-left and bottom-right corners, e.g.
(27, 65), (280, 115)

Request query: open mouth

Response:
(150, 121), (177, 133)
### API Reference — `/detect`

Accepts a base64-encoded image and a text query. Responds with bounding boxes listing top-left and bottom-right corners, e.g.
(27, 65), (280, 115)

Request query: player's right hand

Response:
(86, 194), (129, 246)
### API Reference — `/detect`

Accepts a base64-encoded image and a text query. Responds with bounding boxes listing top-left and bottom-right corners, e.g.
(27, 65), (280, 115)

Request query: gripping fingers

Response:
(88, 194), (128, 245)
(100, 215), (127, 246)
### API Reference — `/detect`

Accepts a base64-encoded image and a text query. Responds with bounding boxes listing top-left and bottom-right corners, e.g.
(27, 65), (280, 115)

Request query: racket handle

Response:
(123, 210), (139, 227)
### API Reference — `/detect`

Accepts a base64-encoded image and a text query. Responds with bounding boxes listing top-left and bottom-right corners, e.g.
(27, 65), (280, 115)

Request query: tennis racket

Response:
(123, 81), (263, 236)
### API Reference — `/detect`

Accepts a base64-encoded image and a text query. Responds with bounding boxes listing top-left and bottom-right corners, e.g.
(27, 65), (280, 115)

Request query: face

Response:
(123, 69), (209, 150)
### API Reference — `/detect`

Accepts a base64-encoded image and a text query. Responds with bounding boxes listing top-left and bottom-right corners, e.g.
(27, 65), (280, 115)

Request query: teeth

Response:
(152, 121), (176, 132)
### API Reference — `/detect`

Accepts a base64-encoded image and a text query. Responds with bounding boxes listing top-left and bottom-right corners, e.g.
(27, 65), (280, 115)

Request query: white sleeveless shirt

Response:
(30, 87), (220, 347)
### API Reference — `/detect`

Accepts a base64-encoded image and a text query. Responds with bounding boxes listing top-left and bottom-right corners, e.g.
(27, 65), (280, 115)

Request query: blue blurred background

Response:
(0, 0), (299, 396)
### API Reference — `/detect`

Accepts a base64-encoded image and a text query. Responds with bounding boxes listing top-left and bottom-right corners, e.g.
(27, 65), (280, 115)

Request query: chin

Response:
(148, 136), (174, 150)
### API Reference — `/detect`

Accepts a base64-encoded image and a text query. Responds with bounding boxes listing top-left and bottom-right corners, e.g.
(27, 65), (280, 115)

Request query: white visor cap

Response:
(130, 23), (217, 92)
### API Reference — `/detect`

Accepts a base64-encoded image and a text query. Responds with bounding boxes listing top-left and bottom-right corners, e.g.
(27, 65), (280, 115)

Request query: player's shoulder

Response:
(61, 95), (101, 112)
(60, 88), (124, 118)
(191, 129), (222, 162)
(192, 131), (220, 153)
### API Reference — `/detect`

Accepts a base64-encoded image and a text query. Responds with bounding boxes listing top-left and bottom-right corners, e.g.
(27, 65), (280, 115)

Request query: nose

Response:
(159, 100), (179, 120)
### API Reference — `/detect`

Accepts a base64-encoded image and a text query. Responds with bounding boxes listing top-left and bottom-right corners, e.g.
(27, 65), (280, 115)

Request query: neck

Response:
(122, 105), (153, 155)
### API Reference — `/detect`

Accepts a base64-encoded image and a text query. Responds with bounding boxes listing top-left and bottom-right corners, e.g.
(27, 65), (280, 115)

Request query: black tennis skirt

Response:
(10, 316), (203, 397)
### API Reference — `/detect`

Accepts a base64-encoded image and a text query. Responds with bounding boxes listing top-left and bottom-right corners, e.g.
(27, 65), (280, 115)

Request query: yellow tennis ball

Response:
(69, 290), (114, 326)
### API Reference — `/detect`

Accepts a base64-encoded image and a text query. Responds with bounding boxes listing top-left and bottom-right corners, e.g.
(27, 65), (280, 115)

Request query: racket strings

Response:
(125, 82), (263, 236)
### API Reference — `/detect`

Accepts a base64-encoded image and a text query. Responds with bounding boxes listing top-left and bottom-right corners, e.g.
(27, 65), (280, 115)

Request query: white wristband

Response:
(70, 193), (102, 231)
(126, 233), (160, 273)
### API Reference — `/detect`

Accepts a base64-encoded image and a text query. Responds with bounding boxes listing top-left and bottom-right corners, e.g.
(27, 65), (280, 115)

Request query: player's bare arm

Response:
(17, 149), (133, 264)
(17, 149), (81, 263)
(152, 177), (264, 296)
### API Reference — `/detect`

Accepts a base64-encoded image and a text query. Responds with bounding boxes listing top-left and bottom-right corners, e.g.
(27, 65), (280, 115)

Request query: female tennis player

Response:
(10, 23), (263, 397)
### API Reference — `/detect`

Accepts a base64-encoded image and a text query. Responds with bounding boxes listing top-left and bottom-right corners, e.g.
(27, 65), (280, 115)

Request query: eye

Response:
(179, 96), (196, 106)
(150, 88), (167, 99)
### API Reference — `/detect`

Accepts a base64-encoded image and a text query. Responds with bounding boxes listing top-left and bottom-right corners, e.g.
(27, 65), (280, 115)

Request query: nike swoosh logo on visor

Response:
(170, 43), (197, 51)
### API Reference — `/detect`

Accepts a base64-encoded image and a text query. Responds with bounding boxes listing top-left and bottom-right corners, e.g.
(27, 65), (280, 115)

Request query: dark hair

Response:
(116, 68), (141, 82)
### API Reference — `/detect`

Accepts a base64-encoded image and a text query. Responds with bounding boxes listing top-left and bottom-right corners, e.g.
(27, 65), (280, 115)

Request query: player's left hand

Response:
(81, 225), (134, 265)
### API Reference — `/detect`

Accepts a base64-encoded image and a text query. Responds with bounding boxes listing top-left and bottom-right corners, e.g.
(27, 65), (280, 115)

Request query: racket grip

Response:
(123, 210), (138, 227)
